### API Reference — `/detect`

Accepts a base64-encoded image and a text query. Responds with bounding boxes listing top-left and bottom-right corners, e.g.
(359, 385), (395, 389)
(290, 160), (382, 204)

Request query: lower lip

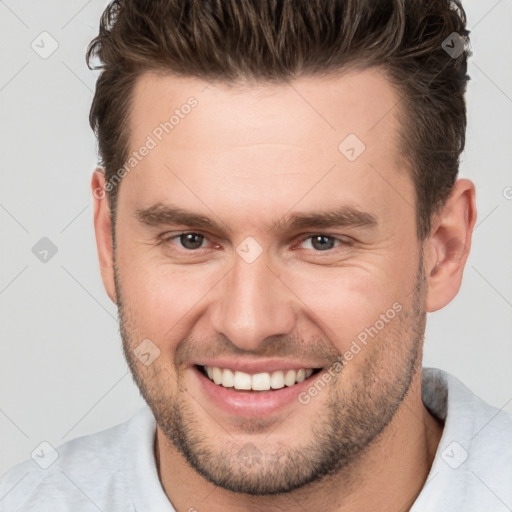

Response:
(192, 366), (320, 418)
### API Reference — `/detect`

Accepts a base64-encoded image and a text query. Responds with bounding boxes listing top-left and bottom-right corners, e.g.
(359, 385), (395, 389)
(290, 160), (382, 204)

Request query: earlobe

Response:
(425, 179), (477, 312)
(91, 169), (117, 304)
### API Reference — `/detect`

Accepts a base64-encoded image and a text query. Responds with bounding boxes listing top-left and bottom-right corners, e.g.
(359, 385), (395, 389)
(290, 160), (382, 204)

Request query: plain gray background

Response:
(1, 0), (511, 475)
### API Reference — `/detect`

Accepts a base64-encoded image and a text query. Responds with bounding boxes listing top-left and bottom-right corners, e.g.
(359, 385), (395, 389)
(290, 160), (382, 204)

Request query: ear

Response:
(424, 178), (477, 312)
(91, 169), (117, 304)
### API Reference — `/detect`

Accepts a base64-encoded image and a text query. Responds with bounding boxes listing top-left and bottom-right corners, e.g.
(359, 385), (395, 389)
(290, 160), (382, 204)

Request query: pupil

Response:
(312, 235), (334, 251)
(181, 233), (203, 249)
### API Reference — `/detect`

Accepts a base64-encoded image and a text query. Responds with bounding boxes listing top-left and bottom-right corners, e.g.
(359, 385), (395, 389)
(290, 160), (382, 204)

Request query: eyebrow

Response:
(135, 203), (378, 235)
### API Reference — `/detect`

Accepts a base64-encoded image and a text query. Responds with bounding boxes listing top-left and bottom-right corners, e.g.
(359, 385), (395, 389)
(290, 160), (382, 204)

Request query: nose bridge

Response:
(210, 254), (296, 351)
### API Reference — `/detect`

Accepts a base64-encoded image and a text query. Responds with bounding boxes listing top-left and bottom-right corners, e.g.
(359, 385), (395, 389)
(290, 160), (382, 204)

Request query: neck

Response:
(156, 369), (444, 512)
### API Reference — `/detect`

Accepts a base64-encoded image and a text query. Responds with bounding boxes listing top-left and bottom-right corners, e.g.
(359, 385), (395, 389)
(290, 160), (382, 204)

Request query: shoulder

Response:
(417, 368), (512, 510)
(450, 371), (512, 498)
(0, 407), (152, 511)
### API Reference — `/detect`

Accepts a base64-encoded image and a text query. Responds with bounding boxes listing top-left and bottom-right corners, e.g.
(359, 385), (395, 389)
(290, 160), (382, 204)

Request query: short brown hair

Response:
(86, 0), (470, 240)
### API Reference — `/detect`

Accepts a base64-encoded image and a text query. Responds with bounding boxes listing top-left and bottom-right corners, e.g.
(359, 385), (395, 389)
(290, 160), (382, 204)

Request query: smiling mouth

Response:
(196, 365), (323, 392)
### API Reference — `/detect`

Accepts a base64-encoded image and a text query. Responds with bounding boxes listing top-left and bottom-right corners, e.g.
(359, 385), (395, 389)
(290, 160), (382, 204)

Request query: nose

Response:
(209, 253), (296, 352)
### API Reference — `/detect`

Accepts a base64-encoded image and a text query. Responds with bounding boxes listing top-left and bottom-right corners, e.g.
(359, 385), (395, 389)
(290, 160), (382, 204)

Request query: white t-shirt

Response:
(1, 367), (511, 511)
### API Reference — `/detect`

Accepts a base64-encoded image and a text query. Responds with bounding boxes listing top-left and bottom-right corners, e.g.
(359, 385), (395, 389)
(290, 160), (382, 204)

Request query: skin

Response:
(92, 68), (476, 511)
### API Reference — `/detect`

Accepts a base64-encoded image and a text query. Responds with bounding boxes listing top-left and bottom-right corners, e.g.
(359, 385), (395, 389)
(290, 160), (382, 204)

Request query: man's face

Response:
(113, 68), (427, 494)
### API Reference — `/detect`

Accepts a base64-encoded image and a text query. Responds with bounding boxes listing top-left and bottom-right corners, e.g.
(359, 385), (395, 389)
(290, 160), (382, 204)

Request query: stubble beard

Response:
(115, 254), (427, 495)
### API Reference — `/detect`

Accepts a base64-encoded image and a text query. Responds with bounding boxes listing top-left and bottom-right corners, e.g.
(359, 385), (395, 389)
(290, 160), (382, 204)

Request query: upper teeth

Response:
(204, 366), (314, 391)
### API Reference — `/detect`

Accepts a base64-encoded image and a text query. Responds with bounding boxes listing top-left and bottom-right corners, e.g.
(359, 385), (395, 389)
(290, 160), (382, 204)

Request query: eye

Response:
(297, 234), (348, 251)
(163, 232), (208, 250)
(159, 232), (351, 255)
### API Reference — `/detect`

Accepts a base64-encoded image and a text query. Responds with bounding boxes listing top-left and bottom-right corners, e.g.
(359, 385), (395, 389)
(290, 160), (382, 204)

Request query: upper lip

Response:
(193, 358), (325, 374)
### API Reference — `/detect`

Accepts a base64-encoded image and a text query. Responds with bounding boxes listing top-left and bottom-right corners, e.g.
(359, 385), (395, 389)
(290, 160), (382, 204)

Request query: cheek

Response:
(282, 264), (411, 352)
(117, 253), (219, 347)
(115, 219), (419, 357)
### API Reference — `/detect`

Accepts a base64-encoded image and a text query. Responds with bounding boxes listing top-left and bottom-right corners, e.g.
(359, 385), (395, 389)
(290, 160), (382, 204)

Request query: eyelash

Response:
(159, 232), (353, 253)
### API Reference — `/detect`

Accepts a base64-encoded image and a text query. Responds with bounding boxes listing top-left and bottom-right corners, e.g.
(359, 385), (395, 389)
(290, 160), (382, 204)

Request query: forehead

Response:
(129, 67), (404, 155)
(121, 68), (414, 235)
